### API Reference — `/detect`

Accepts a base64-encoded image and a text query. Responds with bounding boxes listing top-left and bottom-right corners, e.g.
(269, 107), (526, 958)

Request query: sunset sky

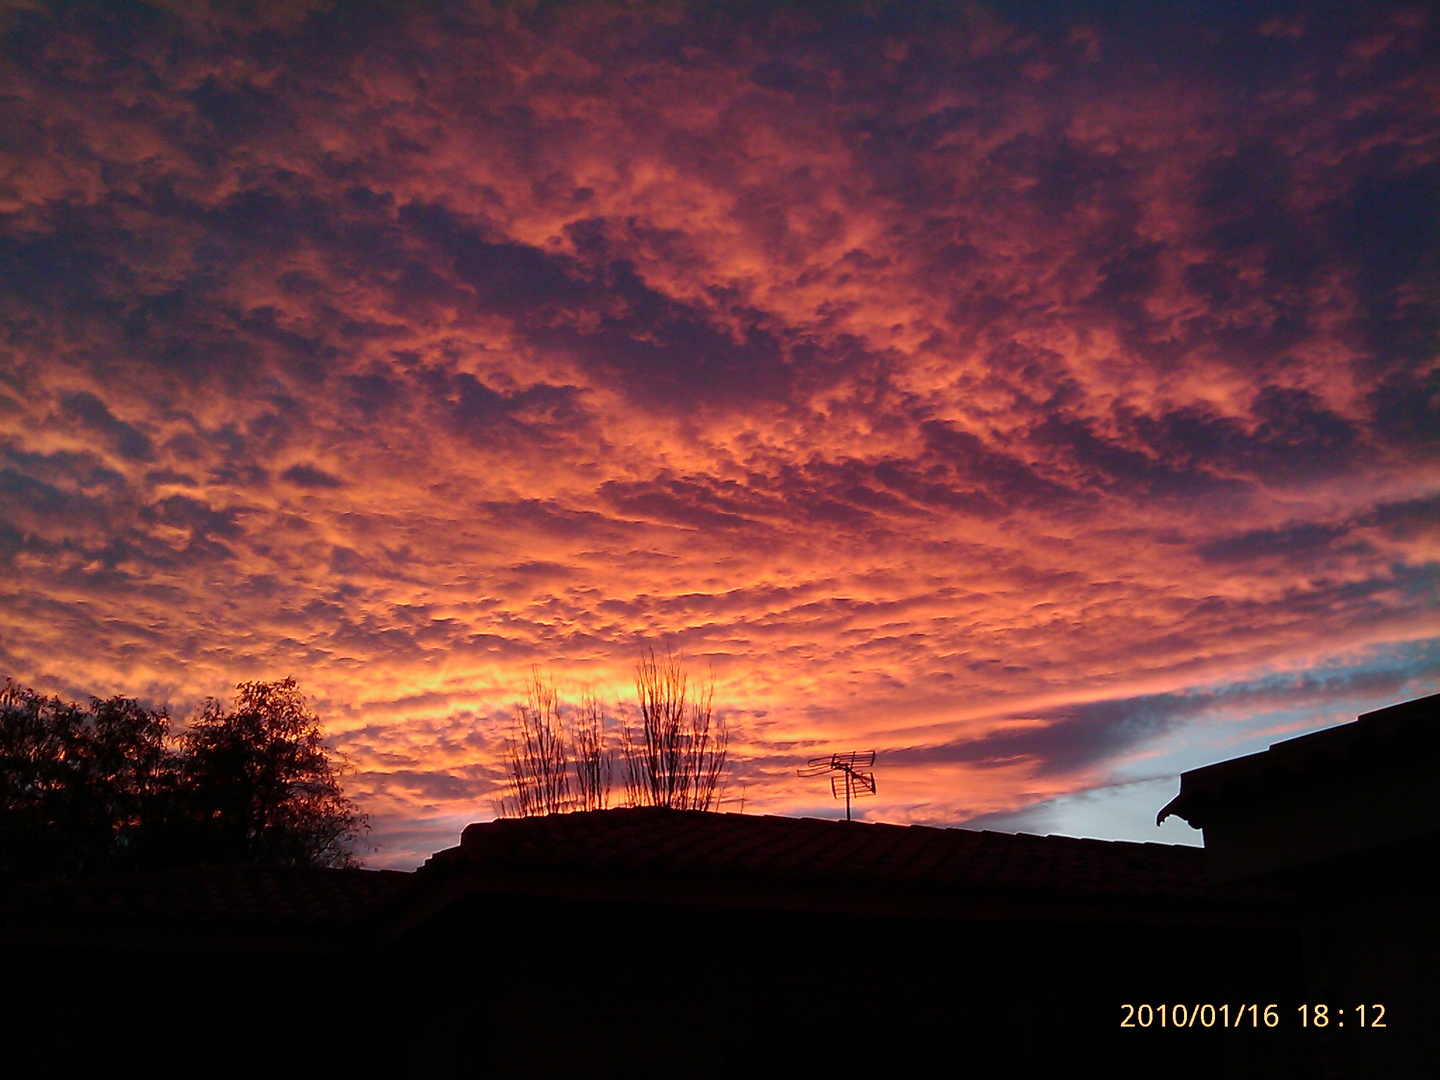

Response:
(2, 1), (1437, 868)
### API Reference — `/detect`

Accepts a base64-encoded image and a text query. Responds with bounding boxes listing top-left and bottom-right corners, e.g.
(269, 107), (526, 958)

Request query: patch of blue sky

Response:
(963, 778), (1203, 846)
(973, 636), (1440, 846)
(1112, 635), (1440, 782)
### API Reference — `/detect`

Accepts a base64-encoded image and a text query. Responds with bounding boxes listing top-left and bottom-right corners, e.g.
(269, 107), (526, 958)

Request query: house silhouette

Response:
(3, 693), (1435, 1077)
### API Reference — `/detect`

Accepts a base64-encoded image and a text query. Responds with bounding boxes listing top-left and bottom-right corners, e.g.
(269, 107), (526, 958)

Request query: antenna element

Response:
(798, 750), (877, 821)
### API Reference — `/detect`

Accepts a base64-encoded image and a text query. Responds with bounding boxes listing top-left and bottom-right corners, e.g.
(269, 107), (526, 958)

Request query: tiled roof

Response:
(426, 808), (1209, 900)
(0, 864), (411, 931)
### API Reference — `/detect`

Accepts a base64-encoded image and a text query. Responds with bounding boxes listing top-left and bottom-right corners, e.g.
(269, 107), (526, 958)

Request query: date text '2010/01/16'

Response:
(1120, 1004), (1387, 1029)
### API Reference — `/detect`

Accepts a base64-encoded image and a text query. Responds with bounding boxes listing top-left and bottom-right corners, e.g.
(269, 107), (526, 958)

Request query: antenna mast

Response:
(798, 750), (877, 821)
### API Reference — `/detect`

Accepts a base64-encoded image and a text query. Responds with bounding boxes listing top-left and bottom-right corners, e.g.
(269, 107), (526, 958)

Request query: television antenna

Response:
(798, 751), (877, 821)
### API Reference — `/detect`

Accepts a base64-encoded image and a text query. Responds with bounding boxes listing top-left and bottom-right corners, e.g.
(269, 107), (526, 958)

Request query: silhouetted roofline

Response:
(3, 812), (1285, 953)
(423, 806), (1214, 903)
(1157, 692), (1440, 829)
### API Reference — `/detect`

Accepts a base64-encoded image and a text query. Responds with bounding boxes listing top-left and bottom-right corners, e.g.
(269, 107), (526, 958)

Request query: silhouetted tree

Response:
(0, 676), (366, 885)
(571, 689), (613, 811)
(0, 681), (176, 882)
(179, 678), (367, 868)
(497, 650), (726, 817)
(499, 667), (571, 817)
(621, 647), (727, 811)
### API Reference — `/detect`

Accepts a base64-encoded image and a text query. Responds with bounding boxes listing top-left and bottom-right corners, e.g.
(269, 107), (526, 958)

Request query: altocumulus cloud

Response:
(0, 1), (1436, 865)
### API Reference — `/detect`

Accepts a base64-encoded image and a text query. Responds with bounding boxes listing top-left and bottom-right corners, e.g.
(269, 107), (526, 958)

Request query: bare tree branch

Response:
(498, 649), (727, 818)
(500, 667), (570, 817)
(621, 647), (727, 811)
(571, 689), (613, 812)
